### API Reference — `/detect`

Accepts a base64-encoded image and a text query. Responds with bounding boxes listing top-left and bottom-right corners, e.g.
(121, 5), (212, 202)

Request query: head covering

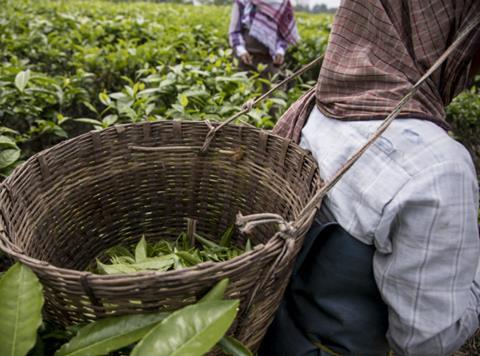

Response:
(238, 0), (300, 55)
(273, 0), (480, 143)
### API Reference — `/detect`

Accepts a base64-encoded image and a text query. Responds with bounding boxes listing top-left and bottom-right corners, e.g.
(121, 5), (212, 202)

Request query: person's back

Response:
(262, 1), (480, 355)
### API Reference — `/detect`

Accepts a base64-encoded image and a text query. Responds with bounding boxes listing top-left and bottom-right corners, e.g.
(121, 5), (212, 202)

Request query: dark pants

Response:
(236, 32), (280, 81)
(259, 221), (389, 356)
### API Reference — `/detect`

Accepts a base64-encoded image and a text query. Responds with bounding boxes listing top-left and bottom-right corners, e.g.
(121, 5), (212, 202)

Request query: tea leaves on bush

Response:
(0, 0), (330, 178)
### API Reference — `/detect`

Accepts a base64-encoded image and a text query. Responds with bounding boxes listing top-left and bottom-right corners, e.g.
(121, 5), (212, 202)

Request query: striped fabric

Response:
(250, 0), (299, 48)
(273, 0), (480, 143)
(229, 0), (299, 58)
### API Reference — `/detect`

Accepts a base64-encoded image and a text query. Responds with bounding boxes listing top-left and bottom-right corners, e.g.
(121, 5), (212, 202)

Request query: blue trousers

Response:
(259, 221), (389, 355)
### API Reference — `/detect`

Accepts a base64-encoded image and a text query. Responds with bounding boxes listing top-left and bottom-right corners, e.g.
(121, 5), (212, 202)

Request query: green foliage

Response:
(199, 278), (229, 303)
(218, 335), (253, 356)
(0, 0), (331, 178)
(131, 300), (240, 356)
(0, 0), (477, 180)
(0, 262), (44, 356)
(446, 87), (480, 180)
(55, 313), (169, 356)
(54, 278), (244, 356)
(0, 263), (249, 355)
(0, 135), (21, 169)
(94, 229), (251, 274)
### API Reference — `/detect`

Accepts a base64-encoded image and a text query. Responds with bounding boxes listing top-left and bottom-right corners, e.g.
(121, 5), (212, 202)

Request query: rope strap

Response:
(200, 55), (325, 153)
(236, 212), (295, 238)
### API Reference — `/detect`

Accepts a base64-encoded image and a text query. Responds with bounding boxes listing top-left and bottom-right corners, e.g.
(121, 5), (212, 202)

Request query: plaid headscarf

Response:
(273, 0), (480, 143)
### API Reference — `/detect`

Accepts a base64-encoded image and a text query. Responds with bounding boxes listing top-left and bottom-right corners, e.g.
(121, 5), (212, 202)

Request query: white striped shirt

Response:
(300, 106), (480, 355)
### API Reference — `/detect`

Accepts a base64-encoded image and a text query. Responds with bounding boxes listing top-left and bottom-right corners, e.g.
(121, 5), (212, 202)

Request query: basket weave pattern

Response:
(0, 121), (321, 349)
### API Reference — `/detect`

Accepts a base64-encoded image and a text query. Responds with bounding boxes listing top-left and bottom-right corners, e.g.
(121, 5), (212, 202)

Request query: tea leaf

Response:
(74, 118), (103, 127)
(0, 262), (44, 356)
(15, 70), (30, 92)
(99, 92), (111, 106)
(102, 114), (118, 127)
(218, 336), (253, 356)
(245, 239), (252, 252)
(199, 278), (229, 303)
(131, 300), (239, 356)
(219, 225), (234, 247)
(135, 236), (148, 262)
(195, 234), (222, 249)
(0, 148), (20, 169)
(56, 312), (168, 356)
(179, 94), (189, 107)
(176, 251), (202, 266)
(133, 255), (176, 271)
(97, 262), (139, 275)
(0, 135), (18, 149)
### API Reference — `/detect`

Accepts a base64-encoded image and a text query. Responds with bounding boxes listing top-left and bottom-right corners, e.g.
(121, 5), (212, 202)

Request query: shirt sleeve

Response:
(275, 37), (288, 56)
(373, 161), (480, 355)
(229, 2), (246, 56)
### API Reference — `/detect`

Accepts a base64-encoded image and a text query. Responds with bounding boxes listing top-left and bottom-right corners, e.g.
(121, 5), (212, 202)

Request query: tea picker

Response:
(258, 4), (480, 355)
(190, 7), (479, 352)
(228, 0), (300, 78)
(0, 3), (478, 355)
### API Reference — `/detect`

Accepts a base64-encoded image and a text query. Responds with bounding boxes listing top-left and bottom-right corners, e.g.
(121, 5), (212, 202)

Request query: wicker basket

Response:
(0, 121), (322, 350)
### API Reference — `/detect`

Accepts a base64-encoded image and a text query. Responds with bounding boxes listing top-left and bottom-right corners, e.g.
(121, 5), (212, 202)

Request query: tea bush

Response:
(0, 0), (328, 177)
(1, 0), (478, 179)
(0, 0), (479, 353)
(446, 83), (480, 181)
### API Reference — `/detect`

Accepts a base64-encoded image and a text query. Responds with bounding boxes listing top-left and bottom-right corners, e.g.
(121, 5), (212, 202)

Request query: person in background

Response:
(228, 0), (299, 76)
(260, 1), (480, 355)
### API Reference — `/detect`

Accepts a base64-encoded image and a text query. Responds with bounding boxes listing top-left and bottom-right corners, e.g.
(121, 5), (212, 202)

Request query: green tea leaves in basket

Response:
(175, 251), (202, 265)
(131, 300), (240, 356)
(135, 236), (148, 263)
(55, 312), (169, 356)
(0, 262), (44, 356)
(219, 225), (234, 247)
(95, 227), (250, 275)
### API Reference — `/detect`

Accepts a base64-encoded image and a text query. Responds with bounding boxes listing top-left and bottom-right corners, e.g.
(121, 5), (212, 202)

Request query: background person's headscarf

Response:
(238, 0), (300, 55)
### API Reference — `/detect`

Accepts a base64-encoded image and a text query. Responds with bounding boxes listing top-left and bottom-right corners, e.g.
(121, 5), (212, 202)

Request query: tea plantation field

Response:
(0, 0), (329, 178)
(1, 0), (479, 179)
(0, 0), (479, 354)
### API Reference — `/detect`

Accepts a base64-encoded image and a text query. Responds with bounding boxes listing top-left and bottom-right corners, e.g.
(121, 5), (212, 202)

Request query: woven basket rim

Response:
(1, 236), (290, 281)
(0, 120), (320, 282)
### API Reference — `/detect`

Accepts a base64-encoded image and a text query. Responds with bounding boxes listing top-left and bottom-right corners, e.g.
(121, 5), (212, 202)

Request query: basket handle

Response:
(236, 212), (301, 318)
(199, 55), (325, 154)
